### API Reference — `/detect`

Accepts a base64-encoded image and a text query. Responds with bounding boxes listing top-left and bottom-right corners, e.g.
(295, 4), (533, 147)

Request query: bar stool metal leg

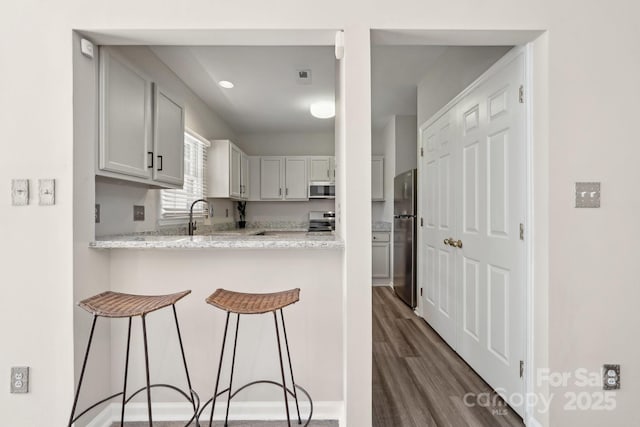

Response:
(120, 317), (132, 426)
(274, 311), (292, 427)
(172, 304), (197, 416)
(141, 314), (153, 427)
(224, 314), (241, 427)
(68, 315), (98, 427)
(280, 309), (302, 424)
(209, 311), (231, 427)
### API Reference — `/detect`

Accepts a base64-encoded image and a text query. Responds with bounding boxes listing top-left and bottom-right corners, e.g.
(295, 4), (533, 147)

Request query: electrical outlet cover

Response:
(11, 179), (29, 206)
(133, 205), (145, 221)
(603, 364), (620, 390)
(10, 367), (29, 393)
(38, 179), (55, 206)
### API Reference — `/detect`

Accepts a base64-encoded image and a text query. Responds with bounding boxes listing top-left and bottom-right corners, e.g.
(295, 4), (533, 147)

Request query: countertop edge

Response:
(89, 240), (345, 250)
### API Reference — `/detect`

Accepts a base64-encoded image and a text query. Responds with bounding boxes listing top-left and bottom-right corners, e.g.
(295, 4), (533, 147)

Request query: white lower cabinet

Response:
(372, 232), (391, 279)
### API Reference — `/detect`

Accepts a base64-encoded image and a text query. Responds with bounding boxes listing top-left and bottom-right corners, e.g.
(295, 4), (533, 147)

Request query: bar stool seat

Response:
(206, 288), (299, 314)
(80, 290), (191, 318)
(68, 289), (199, 427)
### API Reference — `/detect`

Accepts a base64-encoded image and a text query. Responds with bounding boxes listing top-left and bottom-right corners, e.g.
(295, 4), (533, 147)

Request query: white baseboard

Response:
(86, 400), (343, 427)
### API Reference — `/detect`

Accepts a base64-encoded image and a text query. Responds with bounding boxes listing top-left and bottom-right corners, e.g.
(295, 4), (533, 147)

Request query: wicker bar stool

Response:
(200, 288), (313, 427)
(68, 290), (199, 427)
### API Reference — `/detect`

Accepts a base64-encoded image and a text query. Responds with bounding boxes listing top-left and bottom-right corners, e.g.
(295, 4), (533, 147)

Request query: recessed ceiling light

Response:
(310, 101), (335, 119)
(219, 80), (234, 89)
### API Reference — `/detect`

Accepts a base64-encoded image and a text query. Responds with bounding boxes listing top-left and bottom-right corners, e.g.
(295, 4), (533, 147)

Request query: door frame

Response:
(416, 44), (536, 423)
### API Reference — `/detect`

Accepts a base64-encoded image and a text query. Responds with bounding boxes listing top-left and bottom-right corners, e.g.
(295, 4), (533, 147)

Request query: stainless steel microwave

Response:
(309, 181), (335, 199)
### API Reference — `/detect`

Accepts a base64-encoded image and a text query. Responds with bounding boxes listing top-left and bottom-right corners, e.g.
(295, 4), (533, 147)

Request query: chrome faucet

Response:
(188, 199), (209, 236)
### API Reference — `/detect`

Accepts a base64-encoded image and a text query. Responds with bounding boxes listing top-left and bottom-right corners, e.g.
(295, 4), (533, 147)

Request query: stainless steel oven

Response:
(309, 182), (335, 199)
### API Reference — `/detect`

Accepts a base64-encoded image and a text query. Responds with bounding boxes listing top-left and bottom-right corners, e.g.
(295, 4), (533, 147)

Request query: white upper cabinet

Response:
(152, 85), (185, 186)
(372, 156), (385, 201)
(285, 157), (308, 200)
(98, 47), (185, 189)
(260, 156), (309, 201)
(260, 157), (284, 200)
(99, 48), (152, 179)
(308, 156), (334, 182)
(241, 152), (250, 199)
(229, 144), (242, 198)
(207, 140), (249, 200)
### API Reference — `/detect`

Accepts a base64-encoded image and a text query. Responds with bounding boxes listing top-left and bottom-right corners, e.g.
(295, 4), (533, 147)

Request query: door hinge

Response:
(520, 360), (524, 378)
(519, 223), (525, 241)
(420, 287), (423, 297)
(420, 217), (424, 227)
(420, 147), (424, 157)
(519, 85), (525, 104)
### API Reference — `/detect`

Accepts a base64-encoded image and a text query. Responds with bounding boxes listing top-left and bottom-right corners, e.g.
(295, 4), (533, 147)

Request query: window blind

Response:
(160, 131), (210, 221)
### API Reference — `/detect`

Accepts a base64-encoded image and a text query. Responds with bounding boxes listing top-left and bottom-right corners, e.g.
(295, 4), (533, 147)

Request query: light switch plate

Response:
(11, 179), (29, 206)
(575, 182), (600, 208)
(38, 179), (55, 206)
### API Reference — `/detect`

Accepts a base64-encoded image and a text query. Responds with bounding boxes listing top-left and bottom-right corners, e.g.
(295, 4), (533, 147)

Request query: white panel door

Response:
(455, 52), (526, 415)
(421, 110), (457, 346)
(284, 157), (308, 200)
(260, 157), (283, 200)
(418, 50), (526, 417)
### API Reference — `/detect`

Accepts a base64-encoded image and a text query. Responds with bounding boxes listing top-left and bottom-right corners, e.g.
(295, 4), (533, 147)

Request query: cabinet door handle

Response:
(279, 188), (282, 196)
(286, 188), (289, 196)
(157, 155), (163, 171)
(148, 152), (153, 169)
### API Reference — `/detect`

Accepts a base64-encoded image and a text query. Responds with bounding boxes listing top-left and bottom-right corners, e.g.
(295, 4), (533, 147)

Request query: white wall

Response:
(6, 2), (640, 426)
(238, 131), (334, 156)
(417, 46), (511, 125)
(394, 115), (417, 175)
(72, 31), (112, 427)
(107, 249), (343, 404)
(245, 199), (335, 225)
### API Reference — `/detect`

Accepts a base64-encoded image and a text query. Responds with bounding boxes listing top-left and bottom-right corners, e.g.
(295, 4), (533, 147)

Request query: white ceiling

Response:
(151, 44), (507, 134)
(151, 46), (336, 134)
(371, 45), (449, 130)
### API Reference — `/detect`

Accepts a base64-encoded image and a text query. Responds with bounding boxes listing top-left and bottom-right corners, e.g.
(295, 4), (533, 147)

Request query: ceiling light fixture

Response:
(310, 101), (335, 119)
(219, 80), (234, 89)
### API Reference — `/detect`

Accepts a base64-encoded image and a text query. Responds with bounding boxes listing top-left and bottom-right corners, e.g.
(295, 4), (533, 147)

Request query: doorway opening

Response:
(370, 30), (542, 426)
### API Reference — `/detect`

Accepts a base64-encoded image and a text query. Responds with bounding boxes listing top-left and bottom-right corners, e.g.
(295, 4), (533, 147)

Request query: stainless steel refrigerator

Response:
(393, 169), (417, 309)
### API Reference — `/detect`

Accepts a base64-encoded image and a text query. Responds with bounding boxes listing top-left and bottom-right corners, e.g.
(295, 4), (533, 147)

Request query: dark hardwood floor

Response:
(372, 286), (524, 427)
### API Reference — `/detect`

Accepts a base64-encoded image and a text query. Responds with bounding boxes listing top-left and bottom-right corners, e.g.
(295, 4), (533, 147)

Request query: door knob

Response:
(444, 238), (453, 246)
(453, 239), (463, 248)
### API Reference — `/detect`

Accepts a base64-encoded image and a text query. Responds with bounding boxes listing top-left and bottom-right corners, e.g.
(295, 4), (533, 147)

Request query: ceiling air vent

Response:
(297, 69), (312, 85)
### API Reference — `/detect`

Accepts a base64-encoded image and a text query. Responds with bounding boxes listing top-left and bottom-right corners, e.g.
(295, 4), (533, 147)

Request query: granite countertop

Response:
(372, 221), (392, 232)
(90, 229), (343, 250)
